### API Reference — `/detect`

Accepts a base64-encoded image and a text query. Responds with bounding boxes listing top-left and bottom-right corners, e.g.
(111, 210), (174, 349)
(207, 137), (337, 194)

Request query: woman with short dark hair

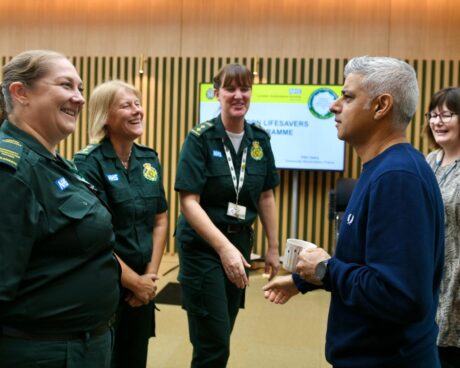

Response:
(175, 63), (280, 367)
(425, 87), (460, 368)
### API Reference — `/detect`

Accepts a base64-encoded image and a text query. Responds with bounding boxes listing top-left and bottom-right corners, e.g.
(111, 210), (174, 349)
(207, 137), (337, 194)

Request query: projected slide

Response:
(199, 84), (345, 171)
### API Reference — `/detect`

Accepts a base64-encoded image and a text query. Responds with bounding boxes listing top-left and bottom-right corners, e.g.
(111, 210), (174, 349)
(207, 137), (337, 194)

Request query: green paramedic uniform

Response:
(74, 138), (168, 368)
(0, 121), (120, 368)
(174, 115), (280, 368)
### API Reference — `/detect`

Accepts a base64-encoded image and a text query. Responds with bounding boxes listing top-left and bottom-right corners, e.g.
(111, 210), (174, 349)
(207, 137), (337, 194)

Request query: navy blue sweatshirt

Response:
(295, 144), (444, 368)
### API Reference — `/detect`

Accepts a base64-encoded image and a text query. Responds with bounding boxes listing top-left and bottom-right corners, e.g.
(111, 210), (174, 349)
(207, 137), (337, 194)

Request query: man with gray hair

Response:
(263, 56), (444, 368)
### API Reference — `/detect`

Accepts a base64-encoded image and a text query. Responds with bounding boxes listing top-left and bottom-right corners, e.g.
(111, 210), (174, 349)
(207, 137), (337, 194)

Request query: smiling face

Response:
(429, 103), (460, 150)
(106, 88), (144, 142)
(215, 80), (252, 121)
(23, 57), (84, 147)
(329, 73), (375, 146)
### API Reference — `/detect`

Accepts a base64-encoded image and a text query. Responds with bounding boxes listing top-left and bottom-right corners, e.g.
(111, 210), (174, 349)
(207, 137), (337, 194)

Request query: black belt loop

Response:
(217, 223), (249, 234)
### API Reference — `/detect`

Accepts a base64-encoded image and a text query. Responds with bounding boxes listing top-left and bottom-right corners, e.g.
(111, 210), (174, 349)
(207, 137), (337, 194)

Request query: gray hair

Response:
(344, 56), (419, 127)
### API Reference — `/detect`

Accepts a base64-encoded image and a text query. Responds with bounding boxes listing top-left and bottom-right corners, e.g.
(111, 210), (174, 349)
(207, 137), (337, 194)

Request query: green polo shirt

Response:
(0, 121), (119, 333)
(174, 115), (280, 246)
(74, 139), (168, 273)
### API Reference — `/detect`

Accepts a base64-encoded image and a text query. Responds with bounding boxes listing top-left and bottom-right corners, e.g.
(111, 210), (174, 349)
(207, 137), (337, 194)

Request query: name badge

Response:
(227, 202), (246, 220)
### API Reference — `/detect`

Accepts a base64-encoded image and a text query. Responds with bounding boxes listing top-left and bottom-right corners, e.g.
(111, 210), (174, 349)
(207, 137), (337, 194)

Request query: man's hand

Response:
(262, 275), (299, 304)
(296, 248), (331, 285)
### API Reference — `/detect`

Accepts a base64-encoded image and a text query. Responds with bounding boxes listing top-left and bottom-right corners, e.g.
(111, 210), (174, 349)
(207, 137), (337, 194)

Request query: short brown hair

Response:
(213, 63), (253, 90)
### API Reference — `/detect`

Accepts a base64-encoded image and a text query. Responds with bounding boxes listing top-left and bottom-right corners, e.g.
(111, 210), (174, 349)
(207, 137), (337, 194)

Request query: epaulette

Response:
(0, 138), (23, 170)
(191, 121), (214, 137)
(251, 122), (271, 138)
(74, 143), (101, 156)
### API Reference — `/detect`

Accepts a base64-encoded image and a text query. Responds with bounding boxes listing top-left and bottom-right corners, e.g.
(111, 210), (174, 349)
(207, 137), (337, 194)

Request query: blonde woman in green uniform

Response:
(0, 50), (120, 367)
(175, 63), (280, 367)
(74, 80), (168, 368)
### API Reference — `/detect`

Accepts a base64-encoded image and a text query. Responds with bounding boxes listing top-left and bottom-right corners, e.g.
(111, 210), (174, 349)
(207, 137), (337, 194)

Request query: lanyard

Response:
(434, 161), (458, 187)
(222, 138), (247, 204)
(434, 150), (459, 187)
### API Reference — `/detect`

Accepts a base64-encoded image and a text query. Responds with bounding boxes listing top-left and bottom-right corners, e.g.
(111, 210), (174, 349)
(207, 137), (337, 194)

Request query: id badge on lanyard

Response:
(223, 140), (247, 220)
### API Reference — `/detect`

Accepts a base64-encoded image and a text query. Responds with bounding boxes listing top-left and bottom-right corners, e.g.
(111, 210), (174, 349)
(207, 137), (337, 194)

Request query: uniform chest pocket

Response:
(58, 193), (113, 255)
(141, 182), (161, 198)
(204, 163), (234, 197)
(205, 162), (229, 177)
(140, 182), (163, 220)
(107, 186), (132, 204)
(59, 194), (97, 219)
(105, 186), (135, 225)
(245, 162), (266, 193)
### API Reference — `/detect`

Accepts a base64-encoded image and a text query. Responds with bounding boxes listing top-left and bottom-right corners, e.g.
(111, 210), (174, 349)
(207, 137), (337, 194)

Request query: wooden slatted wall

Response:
(2, 56), (459, 255)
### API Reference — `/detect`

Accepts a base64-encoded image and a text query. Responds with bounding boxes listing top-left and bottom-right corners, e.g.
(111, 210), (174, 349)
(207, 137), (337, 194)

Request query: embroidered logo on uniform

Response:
(107, 174), (119, 182)
(212, 150), (223, 158)
(55, 177), (69, 191)
(346, 213), (355, 225)
(250, 141), (264, 160)
(143, 163), (158, 181)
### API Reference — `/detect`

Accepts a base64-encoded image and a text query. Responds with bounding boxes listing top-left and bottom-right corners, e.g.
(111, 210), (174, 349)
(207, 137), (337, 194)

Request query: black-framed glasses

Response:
(425, 111), (457, 124)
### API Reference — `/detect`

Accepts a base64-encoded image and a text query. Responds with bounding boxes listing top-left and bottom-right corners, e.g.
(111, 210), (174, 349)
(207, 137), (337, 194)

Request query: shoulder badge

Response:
(251, 122), (271, 138)
(143, 163), (159, 182)
(0, 138), (23, 170)
(75, 144), (100, 156)
(250, 140), (264, 160)
(191, 121), (214, 137)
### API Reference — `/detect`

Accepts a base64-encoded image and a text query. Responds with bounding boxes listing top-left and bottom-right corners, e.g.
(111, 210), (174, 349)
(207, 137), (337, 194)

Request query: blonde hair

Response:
(0, 50), (66, 121)
(89, 80), (141, 143)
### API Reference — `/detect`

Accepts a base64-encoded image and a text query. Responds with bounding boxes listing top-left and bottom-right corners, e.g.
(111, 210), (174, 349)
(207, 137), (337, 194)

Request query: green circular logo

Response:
(308, 88), (338, 119)
(206, 87), (214, 100)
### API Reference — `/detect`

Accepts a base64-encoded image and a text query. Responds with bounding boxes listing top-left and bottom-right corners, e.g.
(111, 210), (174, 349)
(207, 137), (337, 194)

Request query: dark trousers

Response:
(178, 229), (251, 368)
(0, 329), (113, 368)
(438, 346), (460, 368)
(110, 299), (156, 368)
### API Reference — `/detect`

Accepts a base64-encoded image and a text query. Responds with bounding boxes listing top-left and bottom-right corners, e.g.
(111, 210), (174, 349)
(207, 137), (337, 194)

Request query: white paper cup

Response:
(282, 238), (317, 273)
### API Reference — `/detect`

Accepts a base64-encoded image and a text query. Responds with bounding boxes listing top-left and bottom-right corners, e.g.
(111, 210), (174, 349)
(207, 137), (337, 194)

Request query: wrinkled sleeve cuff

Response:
(291, 273), (320, 294)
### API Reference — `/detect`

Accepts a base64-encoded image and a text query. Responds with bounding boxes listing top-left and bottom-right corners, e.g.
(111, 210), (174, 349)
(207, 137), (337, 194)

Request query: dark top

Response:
(174, 115), (280, 248)
(295, 144), (444, 368)
(0, 121), (120, 333)
(74, 138), (168, 273)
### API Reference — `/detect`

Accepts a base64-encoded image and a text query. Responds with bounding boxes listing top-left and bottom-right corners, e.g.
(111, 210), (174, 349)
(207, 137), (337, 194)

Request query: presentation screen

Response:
(199, 84), (345, 171)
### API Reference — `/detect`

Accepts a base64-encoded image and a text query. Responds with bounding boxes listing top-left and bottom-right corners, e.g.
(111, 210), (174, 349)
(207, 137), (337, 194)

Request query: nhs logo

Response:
(107, 174), (120, 182)
(55, 177), (70, 191)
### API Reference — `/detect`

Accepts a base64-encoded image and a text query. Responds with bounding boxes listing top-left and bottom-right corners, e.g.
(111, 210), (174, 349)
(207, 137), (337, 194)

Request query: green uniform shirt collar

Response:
(99, 138), (151, 159)
(1, 120), (58, 160)
(212, 114), (255, 141)
(100, 138), (119, 159)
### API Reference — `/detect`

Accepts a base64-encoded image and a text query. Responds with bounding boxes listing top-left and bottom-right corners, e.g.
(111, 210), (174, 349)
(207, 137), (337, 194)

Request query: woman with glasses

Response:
(424, 87), (460, 368)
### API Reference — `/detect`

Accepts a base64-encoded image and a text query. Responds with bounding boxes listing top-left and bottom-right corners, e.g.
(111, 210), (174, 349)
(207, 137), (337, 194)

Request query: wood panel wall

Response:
(0, 0), (458, 59)
(0, 0), (459, 254)
(3, 56), (457, 255)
